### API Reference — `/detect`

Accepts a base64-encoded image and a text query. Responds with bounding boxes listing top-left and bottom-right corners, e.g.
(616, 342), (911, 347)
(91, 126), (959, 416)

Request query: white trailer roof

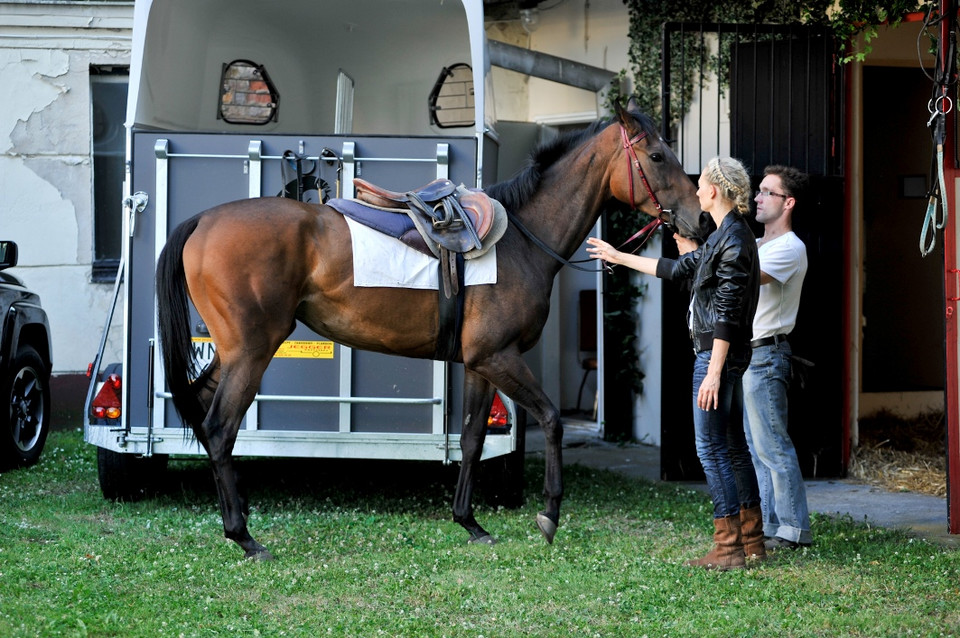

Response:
(126, 0), (490, 136)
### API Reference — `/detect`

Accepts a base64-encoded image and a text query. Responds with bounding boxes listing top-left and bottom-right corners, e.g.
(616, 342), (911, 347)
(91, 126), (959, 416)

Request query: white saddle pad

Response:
(345, 216), (498, 289)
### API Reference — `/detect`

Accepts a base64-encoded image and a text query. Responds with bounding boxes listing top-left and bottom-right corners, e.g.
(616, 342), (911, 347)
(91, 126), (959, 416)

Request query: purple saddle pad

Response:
(327, 198), (431, 256)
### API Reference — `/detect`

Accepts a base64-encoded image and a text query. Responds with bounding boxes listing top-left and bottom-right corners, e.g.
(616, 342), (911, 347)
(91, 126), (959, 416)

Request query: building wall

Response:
(485, 0), (665, 442)
(1, 2), (132, 407)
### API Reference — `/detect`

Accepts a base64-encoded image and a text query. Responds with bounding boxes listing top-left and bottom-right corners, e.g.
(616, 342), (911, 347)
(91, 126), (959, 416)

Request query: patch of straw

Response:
(850, 410), (946, 497)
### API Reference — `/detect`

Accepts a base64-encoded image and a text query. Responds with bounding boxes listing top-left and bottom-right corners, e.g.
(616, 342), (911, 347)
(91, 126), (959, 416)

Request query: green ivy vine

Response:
(621, 0), (936, 121)
(600, 0), (935, 441)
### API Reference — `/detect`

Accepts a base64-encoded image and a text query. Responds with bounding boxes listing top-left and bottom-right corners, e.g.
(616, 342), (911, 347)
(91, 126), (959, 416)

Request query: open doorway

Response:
(861, 66), (945, 406)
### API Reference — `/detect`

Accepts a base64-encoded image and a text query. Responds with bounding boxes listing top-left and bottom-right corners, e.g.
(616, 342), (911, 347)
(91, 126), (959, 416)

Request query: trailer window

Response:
(91, 66), (128, 282)
(218, 60), (279, 125)
(429, 63), (474, 128)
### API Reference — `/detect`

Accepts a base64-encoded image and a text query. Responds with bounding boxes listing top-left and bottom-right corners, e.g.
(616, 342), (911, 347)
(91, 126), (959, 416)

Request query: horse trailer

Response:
(82, 0), (565, 503)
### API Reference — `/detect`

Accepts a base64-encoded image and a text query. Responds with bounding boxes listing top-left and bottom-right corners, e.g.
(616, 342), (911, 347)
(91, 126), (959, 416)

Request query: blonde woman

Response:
(587, 156), (762, 569)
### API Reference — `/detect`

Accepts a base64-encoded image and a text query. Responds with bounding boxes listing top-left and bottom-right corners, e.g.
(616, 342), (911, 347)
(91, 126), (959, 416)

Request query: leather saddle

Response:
(331, 178), (507, 360)
(353, 177), (498, 257)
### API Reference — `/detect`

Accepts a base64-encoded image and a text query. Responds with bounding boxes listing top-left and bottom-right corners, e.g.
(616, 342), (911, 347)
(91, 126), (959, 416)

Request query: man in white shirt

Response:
(743, 165), (812, 550)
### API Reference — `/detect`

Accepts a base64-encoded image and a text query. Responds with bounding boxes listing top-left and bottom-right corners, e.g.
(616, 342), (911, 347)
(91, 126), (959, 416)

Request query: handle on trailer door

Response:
(124, 191), (150, 238)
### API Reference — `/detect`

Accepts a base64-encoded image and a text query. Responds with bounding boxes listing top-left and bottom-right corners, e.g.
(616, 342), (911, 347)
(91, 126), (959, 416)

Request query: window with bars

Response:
(218, 60), (279, 125)
(428, 63), (474, 128)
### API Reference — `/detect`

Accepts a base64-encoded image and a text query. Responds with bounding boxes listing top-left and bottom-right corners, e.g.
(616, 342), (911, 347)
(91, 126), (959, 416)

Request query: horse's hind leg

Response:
(194, 357), (275, 560)
(452, 370), (497, 543)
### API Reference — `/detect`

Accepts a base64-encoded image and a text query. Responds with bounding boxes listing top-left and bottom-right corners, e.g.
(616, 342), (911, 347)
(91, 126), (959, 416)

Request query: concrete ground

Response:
(527, 422), (959, 549)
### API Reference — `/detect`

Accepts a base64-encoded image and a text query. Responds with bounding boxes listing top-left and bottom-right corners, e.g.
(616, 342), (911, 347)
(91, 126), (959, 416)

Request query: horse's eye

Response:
(650, 153), (664, 163)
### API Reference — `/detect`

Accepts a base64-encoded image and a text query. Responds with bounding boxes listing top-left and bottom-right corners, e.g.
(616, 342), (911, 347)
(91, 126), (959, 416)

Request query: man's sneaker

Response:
(764, 536), (811, 551)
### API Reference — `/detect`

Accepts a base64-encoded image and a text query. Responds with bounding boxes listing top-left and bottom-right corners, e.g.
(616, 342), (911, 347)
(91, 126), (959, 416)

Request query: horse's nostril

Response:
(657, 211), (679, 235)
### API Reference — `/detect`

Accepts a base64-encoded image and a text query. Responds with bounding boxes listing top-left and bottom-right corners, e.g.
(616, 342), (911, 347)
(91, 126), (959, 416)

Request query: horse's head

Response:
(610, 100), (703, 239)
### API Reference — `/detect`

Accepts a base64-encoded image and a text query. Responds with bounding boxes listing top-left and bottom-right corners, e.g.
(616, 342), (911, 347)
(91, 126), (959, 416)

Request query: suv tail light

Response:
(91, 373), (122, 420)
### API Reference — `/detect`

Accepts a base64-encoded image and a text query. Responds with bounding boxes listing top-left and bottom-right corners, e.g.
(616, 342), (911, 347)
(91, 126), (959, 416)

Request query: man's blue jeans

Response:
(692, 350), (760, 518)
(742, 341), (812, 544)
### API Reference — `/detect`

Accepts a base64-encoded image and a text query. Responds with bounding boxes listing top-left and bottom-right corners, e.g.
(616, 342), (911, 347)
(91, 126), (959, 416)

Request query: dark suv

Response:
(0, 240), (52, 469)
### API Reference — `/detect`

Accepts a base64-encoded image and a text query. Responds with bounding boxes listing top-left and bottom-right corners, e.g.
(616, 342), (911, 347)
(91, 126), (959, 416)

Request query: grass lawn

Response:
(1, 429), (958, 637)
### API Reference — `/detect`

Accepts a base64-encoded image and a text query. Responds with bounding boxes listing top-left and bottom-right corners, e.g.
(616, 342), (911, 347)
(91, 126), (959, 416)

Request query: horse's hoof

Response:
(468, 534), (497, 545)
(536, 512), (557, 544)
(244, 548), (275, 561)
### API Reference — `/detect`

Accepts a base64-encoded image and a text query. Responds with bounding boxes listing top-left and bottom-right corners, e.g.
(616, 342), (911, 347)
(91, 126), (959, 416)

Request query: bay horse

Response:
(155, 101), (702, 560)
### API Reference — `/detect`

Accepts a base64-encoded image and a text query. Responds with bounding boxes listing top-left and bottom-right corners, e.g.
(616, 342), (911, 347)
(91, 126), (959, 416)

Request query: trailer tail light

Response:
(91, 373), (122, 420)
(487, 394), (509, 430)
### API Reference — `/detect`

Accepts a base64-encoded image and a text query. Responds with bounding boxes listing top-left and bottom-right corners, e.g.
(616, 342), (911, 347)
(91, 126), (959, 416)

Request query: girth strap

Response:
(435, 250), (465, 361)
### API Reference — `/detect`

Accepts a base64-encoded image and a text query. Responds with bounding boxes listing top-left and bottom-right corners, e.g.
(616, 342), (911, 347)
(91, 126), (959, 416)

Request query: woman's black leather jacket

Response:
(656, 211), (760, 356)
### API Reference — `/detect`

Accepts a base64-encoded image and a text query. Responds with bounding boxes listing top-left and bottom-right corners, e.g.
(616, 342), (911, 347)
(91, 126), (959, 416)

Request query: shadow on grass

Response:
(153, 455), (507, 516)
(147, 454), (713, 541)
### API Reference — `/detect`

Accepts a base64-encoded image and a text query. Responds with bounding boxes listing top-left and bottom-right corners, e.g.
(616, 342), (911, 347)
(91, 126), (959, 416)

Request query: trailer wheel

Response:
(97, 446), (168, 501)
(481, 411), (526, 508)
(0, 345), (51, 470)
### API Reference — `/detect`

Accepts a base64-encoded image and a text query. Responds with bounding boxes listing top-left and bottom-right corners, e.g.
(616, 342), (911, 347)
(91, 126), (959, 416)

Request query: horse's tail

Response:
(155, 215), (207, 427)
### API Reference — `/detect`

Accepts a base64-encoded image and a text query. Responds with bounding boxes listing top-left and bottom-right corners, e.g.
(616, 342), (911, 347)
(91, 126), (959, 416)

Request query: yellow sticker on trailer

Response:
(190, 337), (335, 363)
(274, 340), (335, 359)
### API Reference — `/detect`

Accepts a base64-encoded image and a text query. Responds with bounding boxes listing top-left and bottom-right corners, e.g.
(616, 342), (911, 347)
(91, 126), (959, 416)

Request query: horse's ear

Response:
(625, 95), (641, 114)
(614, 99), (627, 123)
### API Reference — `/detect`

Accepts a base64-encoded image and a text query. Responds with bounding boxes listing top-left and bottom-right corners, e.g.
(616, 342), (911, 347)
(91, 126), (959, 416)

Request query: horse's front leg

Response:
(452, 370), (497, 544)
(472, 352), (564, 543)
(522, 390), (563, 543)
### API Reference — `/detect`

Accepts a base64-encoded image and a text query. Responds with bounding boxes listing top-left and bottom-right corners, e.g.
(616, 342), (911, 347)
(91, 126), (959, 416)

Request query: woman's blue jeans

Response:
(692, 349), (760, 518)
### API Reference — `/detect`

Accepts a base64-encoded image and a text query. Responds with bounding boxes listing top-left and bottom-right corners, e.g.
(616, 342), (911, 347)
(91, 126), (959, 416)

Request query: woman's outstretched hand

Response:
(587, 236), (660, 276)
(586, 237), (620, 265)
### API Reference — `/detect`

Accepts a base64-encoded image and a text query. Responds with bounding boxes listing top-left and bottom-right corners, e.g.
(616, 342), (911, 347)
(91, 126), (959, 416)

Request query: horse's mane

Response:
(485, 109), (659, 213)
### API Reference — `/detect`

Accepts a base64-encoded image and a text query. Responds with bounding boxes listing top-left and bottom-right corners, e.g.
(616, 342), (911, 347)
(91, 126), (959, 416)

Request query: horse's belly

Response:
(296, 287), (440, 359)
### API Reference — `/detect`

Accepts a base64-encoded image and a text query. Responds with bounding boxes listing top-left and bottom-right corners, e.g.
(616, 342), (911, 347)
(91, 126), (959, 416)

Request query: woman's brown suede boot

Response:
(684, 514), (746, 570)
(739, 505), (768, 562)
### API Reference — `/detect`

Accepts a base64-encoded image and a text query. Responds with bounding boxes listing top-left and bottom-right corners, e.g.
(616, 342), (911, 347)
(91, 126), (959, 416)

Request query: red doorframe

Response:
(854, 6), (960, 533)
(938, 0), (960, 535)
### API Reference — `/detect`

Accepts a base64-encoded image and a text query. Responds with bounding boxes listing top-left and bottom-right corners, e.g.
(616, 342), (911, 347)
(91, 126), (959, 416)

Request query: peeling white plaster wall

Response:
(1, 48), (79, 263)
(1, 3), (132, 375)
(0, 49), (69, 152)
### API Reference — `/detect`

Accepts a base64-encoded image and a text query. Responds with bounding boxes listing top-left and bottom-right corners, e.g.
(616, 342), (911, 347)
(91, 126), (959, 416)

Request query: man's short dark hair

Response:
(764, 165), (809, 202)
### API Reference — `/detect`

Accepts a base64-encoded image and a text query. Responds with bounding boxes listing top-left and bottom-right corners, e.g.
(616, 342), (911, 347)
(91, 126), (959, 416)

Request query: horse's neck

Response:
(521, 145), (610, 261)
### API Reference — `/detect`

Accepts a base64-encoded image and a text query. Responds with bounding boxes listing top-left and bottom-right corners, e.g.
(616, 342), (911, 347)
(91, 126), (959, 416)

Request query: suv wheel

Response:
(1, 345), (50, 468)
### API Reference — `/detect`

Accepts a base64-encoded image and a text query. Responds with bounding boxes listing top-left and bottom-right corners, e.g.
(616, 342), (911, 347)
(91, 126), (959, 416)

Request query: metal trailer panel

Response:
(85, 130), (515, 463)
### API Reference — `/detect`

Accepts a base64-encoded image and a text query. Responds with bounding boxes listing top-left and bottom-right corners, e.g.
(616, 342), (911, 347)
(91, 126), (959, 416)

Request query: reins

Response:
(507, 212), (662, 272)
(507, 122), (666, 273)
